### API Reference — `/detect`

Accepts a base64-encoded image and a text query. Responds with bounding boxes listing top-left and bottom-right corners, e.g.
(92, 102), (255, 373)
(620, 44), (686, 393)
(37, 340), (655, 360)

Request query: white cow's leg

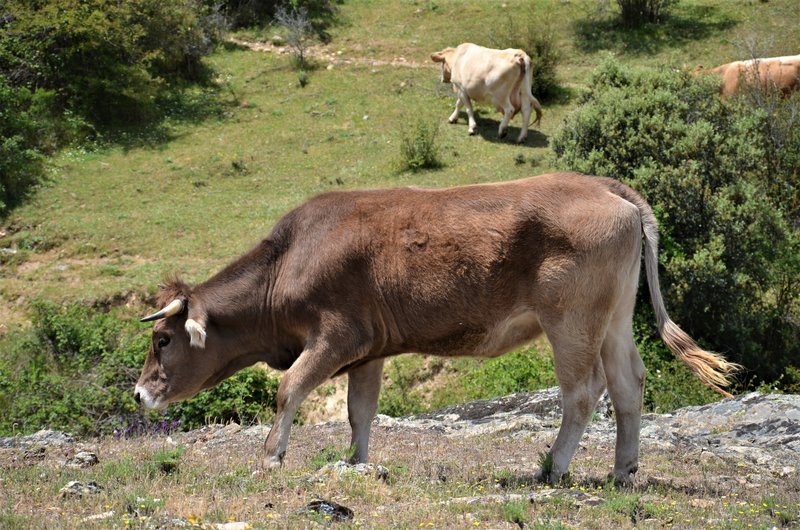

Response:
(448, 98), (463, 124)
(460, 93), (478, 135)
(539, 326), (607, 484)
(601, 314), (645, 485)
(262, 350), (339, 469)
(498, 99), (514, 139)
(516, 94), (532, 144)
(347, 358), (384, 463)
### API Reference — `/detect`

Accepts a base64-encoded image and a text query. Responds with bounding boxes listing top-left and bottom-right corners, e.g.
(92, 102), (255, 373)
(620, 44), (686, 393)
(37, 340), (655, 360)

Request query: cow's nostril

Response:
(134, 391), (141, 404)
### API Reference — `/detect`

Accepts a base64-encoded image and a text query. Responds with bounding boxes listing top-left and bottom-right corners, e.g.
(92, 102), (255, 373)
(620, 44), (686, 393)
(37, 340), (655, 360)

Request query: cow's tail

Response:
(521, 55), (543, 127)
(607, 179), (740, 398)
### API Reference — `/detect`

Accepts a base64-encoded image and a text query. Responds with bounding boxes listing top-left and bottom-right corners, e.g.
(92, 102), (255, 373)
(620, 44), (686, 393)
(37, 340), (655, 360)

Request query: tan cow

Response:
(696, 55), (800, 97)
(136, 172), (738, 485)
(431, 43), (543, 143)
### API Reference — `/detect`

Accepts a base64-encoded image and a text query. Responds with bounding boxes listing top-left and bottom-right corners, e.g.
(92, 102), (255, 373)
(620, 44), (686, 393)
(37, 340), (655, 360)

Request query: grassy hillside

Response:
(3, 0), (799, 311)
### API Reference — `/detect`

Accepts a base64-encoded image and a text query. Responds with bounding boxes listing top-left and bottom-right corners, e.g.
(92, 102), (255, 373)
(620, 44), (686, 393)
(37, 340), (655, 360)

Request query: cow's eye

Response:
(157, 336), (170, 348)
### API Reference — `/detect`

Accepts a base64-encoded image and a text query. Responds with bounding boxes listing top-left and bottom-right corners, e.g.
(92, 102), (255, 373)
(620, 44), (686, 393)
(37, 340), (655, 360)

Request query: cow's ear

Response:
(185, 302), (208, 349)
(185, 318), (207, 349)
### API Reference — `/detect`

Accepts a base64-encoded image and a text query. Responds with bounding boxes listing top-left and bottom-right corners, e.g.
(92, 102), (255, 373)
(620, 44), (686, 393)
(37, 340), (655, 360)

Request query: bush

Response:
(0, 301), (280, 436)
(213, 0), (339, 36)
(487, 4), (560, 99)
(613, 0), (678, 26)
(398, 119), (442, 173)
(0, 81), (44, 215)
(552, 58), (800, 396)
(461, 347), (557, 401)
(0, 0), (222, 126)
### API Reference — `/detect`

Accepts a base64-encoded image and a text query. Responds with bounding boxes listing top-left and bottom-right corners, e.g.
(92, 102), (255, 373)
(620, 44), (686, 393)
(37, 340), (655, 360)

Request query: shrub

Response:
(378, 356), (426, 417)
(0, 81), (44, 216)
(398, 119), (442, 173)
(0, 301), (280, 436)
(613, 0), (678, 26)
(487, 4), (560, 99)
(461, 346), (557, 401)
(0, 0), (222, 126)
(213, 0), (339, 36)
(552, 58), (800, 397)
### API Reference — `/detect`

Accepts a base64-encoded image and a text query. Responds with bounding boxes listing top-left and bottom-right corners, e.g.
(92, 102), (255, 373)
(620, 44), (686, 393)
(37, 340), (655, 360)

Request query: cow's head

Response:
(134, 279), (213, 410)
(431, 48), (455, 83)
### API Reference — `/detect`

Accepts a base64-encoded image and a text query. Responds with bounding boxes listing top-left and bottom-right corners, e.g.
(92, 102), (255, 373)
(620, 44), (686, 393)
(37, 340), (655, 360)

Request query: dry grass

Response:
(2, 421), (798, 529)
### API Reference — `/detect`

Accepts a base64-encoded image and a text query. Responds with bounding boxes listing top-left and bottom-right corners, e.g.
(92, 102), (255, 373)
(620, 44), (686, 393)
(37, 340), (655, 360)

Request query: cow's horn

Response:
(140, 299), (184, 322)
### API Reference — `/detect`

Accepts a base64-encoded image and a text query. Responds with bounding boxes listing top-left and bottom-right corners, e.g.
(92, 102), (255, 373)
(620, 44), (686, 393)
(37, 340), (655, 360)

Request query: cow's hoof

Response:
(469, 129), (477, 136)
(448, 118), (458, 124)
(499, 129), (508, 139)
(262, 455), (284, 471)
(516, 136), (527, 144)
(534, 469), (565, 486)
(608, 466), (637, 488)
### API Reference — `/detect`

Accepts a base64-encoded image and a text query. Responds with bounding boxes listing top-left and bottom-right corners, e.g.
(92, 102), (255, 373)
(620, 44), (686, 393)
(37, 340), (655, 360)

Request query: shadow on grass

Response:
(463, 116), (550, 149)
(573, 5), (738, 56)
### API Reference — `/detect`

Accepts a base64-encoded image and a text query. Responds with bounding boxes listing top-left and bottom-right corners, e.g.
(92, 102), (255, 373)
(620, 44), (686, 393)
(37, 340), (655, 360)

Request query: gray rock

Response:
(384, 388), (800, 477)
(0, 429), (74, 449)
(58, 480), (103, 498)
(65, 451), (99, 469)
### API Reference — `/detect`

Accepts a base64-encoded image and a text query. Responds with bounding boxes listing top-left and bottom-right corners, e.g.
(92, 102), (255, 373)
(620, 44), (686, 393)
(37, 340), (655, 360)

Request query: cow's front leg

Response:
(347, 358), (384, 463)
(262, 349), (339, 470)
(448, 98), (463, 124)
(458, 92), (478, 135)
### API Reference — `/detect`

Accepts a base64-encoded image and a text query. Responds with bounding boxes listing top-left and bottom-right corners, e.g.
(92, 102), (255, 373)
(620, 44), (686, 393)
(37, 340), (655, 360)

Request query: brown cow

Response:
(135, 172), (738, 484)
(696, 54), (800, 97)
(431, 43), (543, 143)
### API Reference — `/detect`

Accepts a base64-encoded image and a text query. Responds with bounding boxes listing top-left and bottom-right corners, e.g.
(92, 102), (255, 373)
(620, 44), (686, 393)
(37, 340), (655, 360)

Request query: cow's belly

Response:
(475, 309), (543, 357)
(405, 309), (542, 358)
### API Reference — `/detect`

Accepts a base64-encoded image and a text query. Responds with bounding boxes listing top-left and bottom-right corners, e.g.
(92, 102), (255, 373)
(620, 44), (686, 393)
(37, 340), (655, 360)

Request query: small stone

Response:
(59, 480), (103, 498)
(214, 523), (251, 530)
(303, 498), (353, 522)
(23, 447), (46, 461)
(82, 511), (114, 522)
(65, 450), (99, 469)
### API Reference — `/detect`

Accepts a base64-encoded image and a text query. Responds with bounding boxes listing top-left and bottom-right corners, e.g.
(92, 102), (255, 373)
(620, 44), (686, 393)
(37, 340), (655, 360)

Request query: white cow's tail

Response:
(610, 179), (740, 398)
(521, 55), (543, 127)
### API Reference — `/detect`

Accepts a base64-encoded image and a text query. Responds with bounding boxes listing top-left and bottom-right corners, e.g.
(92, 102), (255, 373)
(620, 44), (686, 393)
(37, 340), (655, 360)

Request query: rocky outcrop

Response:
(375, 388), (800, 478)
(3, 389), (798, 479)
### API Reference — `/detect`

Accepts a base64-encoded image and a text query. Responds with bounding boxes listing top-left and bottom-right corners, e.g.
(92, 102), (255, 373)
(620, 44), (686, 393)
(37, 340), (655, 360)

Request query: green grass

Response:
(4, 0), (799, 308)
(1, 0), (800, 455)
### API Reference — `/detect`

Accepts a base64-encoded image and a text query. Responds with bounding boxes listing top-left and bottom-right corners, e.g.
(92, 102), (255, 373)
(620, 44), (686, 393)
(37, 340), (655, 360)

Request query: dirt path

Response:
(227, 37), (435, 69)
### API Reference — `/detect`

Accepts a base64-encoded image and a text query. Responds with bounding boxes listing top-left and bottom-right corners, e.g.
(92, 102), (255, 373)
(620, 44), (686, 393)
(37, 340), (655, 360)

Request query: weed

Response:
(501, 499), (529, 529)
(151, 446), (185, 475)
(310, 446), (345, 470)
(397, 119), (442, 172)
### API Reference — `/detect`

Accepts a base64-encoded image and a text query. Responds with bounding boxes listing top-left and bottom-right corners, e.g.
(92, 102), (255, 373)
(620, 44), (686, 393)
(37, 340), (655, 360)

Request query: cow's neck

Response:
(194, 238), (281, 359)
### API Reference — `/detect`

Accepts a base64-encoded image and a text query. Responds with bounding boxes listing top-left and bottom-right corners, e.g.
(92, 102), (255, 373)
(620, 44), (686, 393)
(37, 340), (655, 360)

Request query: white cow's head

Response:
(431, 47), (456, 83)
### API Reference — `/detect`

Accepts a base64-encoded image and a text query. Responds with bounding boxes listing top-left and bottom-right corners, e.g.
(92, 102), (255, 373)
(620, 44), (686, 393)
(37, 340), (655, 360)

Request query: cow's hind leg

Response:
(516, 94), (532, 144)
(347, 358), (384, 464)
(498, 98), (515, 139)
(601, 310), (645, 485)
(539, 324), (607, 484)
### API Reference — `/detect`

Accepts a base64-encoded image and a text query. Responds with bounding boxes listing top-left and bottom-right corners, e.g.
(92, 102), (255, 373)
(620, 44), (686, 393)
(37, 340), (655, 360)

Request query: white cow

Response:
(431, 43), (543, 143)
